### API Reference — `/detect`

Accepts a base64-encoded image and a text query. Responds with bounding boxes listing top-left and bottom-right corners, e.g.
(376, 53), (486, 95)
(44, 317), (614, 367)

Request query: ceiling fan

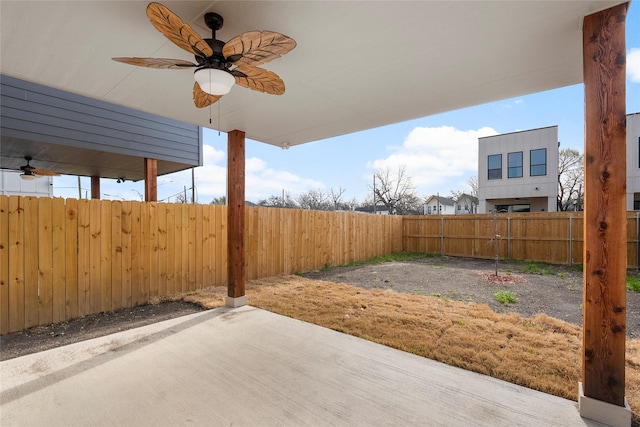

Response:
(17, 156), (60, 181)
(112, 2), (296, 108)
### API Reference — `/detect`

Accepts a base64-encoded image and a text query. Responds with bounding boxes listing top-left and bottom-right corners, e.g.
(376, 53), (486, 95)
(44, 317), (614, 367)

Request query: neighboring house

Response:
(477, 126), (559, 213)
(476, 113), (639, 213)
(0, 169), (53, 197)
(455, 193), (479, 214)
(424, 195), (455, 215)
(354, 206), (389, 215)
(627, 112), (640, 211)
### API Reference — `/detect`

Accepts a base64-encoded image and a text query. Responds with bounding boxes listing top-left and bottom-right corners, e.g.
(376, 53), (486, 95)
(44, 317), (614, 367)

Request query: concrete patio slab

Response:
(1, 306), (606, 426)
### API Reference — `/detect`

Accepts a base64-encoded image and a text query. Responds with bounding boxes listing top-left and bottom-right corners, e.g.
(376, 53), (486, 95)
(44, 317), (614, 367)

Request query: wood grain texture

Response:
(193, 82), (222, 108)
(38, 197), (53, 326)
(223, 31), (296, 67)
(144, 158), (158, 202)
(51, 198), (66, 324)
(89, 200), (102, 315)
(112, 57), (196, 69)
(110, 201), (123, 311)
(227, 130), (246, 298)
(146, 2), (212, 57)
(582, 2), (628, 406)
(23, 197), (38, 328)
(233, 66), (285, 95)
(0, 195), (9, 334)
(64, 198), (78, 320)
(31, 168), (60, 177)
(91, 176), (100, 200)
(7, 197), (25, 333)
(100, 201), (112, 312)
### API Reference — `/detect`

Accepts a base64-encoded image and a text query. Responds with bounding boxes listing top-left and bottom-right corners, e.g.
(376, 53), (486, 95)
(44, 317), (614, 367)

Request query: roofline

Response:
(478, 125), (558, 140)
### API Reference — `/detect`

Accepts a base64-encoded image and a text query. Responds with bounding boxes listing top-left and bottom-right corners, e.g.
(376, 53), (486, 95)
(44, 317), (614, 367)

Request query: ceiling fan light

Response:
(194, 68), (235, 95)
(21, 171), (36, 181)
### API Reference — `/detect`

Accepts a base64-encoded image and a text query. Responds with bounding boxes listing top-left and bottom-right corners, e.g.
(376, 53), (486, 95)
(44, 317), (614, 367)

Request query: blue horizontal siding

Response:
(1, 74), (200, 166)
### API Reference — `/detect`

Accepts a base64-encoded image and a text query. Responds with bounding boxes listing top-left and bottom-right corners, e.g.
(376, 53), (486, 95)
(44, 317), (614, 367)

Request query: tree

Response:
(210, 196), (226, 205)
(467, 176), (478, 198)
(450, 177), (479, 214)
(557, 148), (584, 211)
(258, 192), (297, 208)
(328, 187), (348, 210)
(297, 189), (330, 210)
(371, 165), (421, 215)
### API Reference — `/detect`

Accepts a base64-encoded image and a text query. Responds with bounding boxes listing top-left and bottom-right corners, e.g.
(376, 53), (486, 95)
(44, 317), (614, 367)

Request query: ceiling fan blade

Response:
(146, 2), (213, 58)
(112, 57), (197, 69)
(223, 31), (296, 67)
(31, 168), (60, 177)
(193, 82), (223, 108)
(232, 66), (285, 95)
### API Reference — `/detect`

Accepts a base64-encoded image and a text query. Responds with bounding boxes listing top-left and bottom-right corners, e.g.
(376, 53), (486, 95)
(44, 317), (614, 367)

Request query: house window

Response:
(508, 152), (523, 178)
(530, 148), (546, 176)
(495, 204), (530, 213)
(427, 206), (431, 214)
(488, 154), (502, 180)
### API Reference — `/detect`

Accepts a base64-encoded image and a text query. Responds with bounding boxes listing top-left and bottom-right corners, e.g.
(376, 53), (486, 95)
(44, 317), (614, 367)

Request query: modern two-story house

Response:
(477, 126), (559, 213)
(477, 113), (640, 213)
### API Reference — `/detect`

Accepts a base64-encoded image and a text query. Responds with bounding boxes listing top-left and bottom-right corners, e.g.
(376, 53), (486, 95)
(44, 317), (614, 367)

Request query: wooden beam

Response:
(582, 2), (628, 407)
(144, 158), (158, 202)
(227, 130), (245, 299)
(90, 176), (100, 200)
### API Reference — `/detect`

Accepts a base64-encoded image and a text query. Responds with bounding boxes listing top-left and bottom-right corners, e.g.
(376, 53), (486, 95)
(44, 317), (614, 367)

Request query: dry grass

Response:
(175, 275), (640, 423)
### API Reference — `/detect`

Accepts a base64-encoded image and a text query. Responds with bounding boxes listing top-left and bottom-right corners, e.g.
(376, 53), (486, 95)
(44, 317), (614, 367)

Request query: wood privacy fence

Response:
(0, 196), (402, 334)
(403, 212), (640, 269)
(2, 196), (639, 335)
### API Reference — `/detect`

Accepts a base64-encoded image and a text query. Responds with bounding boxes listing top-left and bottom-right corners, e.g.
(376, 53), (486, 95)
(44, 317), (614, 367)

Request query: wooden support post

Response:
(144, 158), (158, 202)
(581, 1), (628, 411)
(227, 130), (246, 305)
(90, 176), (100, 200)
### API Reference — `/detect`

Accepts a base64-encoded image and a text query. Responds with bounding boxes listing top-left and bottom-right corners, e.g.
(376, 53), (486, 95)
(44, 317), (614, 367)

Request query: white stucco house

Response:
(477, 126), (559, 214)
(455, 193), (479, 214)
(424, 195), (455, 215)
(0, 169), (53, 197)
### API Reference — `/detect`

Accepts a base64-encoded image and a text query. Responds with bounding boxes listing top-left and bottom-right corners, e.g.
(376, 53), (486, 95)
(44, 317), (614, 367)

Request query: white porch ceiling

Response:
(0, 1), (628, 148)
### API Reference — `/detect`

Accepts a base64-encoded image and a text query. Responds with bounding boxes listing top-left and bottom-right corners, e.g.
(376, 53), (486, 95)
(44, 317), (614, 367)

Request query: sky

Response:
(53, 3), (640, 204)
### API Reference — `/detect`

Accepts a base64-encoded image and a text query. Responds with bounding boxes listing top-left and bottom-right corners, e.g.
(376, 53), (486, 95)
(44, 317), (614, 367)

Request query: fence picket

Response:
(3, 194), (639, 335)
(38, 197), (53, 326)
(7, 197), (25, 333)
(0, 195), (9, 334)
(23, 197), (39, 328)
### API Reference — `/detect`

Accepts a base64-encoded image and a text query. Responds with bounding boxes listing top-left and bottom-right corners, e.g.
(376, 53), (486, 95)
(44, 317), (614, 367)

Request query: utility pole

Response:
(191, 168), (195, 203)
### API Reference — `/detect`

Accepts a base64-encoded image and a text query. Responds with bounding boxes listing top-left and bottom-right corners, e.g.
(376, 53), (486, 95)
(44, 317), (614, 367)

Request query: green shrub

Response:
(521, 262), (552, 275)
(627, 275), (640, 292)
(493, 290), (517, 305)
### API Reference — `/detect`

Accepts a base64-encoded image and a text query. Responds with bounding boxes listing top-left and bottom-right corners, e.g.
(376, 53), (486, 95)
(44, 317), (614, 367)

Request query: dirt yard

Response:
(2, 256), (639, 361)
(303, 256), (640, 338)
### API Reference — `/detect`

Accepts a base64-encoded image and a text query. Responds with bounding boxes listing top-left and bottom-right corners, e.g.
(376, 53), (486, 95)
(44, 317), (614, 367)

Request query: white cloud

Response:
(245, 157), (324, 202)
(157, 143), (325, 203)
(628, 48), (640, 83)
(368, 126), (497, 197)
